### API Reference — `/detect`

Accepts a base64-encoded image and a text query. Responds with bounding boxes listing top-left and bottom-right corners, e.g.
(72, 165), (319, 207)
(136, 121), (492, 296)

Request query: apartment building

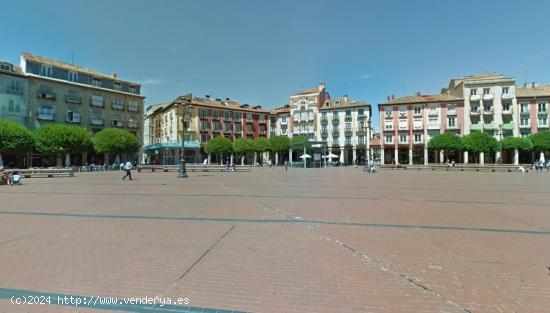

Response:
(0, 62), (28, 127)
(16, 52), (145, 165)
(379, 73), (550, 165)
(144, 95), (271, 165)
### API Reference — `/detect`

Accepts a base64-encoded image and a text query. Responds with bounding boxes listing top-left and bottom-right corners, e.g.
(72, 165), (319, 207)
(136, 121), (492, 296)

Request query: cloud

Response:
(359, 73), (373, 80)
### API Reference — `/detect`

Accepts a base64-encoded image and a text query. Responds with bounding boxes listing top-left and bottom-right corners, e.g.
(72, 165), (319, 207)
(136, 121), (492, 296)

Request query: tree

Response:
(290, 135), (308, 148)
(34, 124), (92, 166)
(0, 120), (34, 167)
(529, 131), (550, 152)
(204, 136), (233, 162)
(233, 138), (254, 165)
(252, 137), (271, 165)
(427, 132), (463, 159)
(500, 137), (533, 151)
(93, 128), (139, 163)
(462, 131), (499, 153)
(269, 135), (290, 165)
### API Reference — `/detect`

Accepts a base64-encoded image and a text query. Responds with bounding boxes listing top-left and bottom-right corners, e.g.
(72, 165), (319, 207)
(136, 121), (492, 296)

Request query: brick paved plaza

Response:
(0, 168), (549, 313)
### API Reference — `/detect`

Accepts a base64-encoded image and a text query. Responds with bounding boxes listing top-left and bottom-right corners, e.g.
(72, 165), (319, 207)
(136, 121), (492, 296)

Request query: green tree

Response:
(204, 136), (233, 161)
(528, 131), (550, 151)
(34, 124), (92, 166)
(269, 135), (290, 165)
(252, 137), (271, 165)
(93, 128), (139, 163)
(462, 131), (498, 163)
(0, 120), (34, 167)
(427, 132), (463, 159)
(233, 138), (254, 165)
(500, 137), (533, 151)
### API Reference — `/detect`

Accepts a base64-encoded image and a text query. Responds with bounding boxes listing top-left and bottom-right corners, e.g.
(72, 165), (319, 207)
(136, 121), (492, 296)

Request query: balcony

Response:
(470, 94), (481, 101)
(502, 107), (513, 115)
(470, 123), (483, 130)
(112, 120), (124, 127)
(357, 114), (367, 119)
(385, 113), (393, 119)
(413, 123), (423, 130)
(398, 112), (407, 118)
(484, 122), (496, 129)
(356, 128), (366, 135)
(447, 110), (456, 115)
(502, 93), (513, 99)
(428, 110), (438, 116)
(66, 117), (80, 124)
(90, 117), (104, 126)
(321, 118), (328, 124)
(281, 119), (288, 125)
(65, 94), (82, 104)
(483, 93), (494, 100)
(520, 123), (530, 128)
(520, 109), (531, 115)
(90, 99), (104, 108)
(398, 124), (408, 130)
(332, 129), (339, 135)
(345, 115), (352, 121)
(502, 122), (514, 130)
(332, 119), (339, 125)
(447, 123), (458, 130)
(112, 102), (124, 110)
(128, 121), (138, 129)
(37, 91), (56, 101)
(344, 128), (353, 135)
(428, 123), (439, 130)
(321, 129), (328, 136)
(483, 107), (494, 114)
(37, 113), (55, 121)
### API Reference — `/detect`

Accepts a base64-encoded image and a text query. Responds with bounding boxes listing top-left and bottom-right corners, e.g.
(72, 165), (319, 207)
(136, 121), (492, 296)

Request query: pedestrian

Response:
(284, 161), (288, 172)
(122, 160), (133, 180)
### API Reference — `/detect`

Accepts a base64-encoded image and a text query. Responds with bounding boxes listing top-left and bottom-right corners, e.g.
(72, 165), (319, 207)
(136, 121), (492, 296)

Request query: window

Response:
(260, 125), (266, 134)
(538, 116), (548, 127)
(332, 136), (339, 145)
(67, 111), (80, 123)
(413, 106), (421, 115)
(358, 108), (365, 116)
(224, 111), (231, 120)
(399, 134), (408, 143)
(68, 71), (78, 82)
(224, 122), (231, 131)
(414, 134), (422, 143)
(520, 130), (531, 138)
(200, 133), (209, 142)
(429, 106), (437, 114)
(345, 110), (352, 117)
(246, 124), (253, 132)
(235, 123), (242, 132)
(322, 126), (328, 133)
(385, 135), (393, 144)
(385, 108), (392, 117)
(92, 78), (101, 87)
(91, 95), (104, 107)
(246, 113), (252, 122)
(399, 106), (407, 117)
(520, 117), (529, 127)
(7, 100), (14, 112)
(428, 118), (438, 128)
(384, 121), (393, 130)
(345, 136), (352, 145)
(502, 101), (511, 112)
(199, 109), (207, 118)
(483, 101), (493, 112)
(259, 114), (265, 122)
(201, 121), (209, 130)
(128, 100), (138, 112)
(471, 101), (480, 112)
(332, 111), (338, 118)
(112, 99), (124, 109)
(213, 110), (219, 119)
(447, 104), (456, 114)
(40, 65), (52, 77)
(282, 115), (287, 122)
(520, 103), (529, 113)
(8, 80), (23, 94)
(234, 112), (241, 120)
(483, 88), (490, 95)
(114, 82), (122, 91)
(538, 102), (547, 113)
(213, 121), (221, 130)
(129, 85), (137, 94)
(447, 116), (456, 127)
(345, 122), (351, 132)
(358, 136), (365, 144)
(502, 87), (509, 94)
(38, 105), (54, 120)
(470, 89), (477, 96)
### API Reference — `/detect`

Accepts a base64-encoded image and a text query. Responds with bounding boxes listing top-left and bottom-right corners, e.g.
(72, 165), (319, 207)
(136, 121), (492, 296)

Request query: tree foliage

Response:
(500, 136), (533, 151)
(529, 131), (550, 151)
(34, 124), (92, 154)
(290, 135), (308, 148)
(93, 128), (139, 154)
(0, 119), (34, 153)
(268, 135), (290, 152)
(462, 131), (499, 153)
(427, 132), (463, 151)
(252, 137), (271, 152)
(233, 138), (254, 154)
(204, 136), (233, 157)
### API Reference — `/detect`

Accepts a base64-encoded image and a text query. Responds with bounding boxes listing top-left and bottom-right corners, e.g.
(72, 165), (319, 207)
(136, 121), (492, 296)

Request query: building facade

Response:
(0, 62), (28, 127)
(19, 52), (145, 165)
(379, 73), (550, 165)
(144, 95), (271, 165)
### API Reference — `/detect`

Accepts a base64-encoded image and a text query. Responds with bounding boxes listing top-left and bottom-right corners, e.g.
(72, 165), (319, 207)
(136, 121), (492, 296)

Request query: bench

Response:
(16, 168), (74, 178)
(404, 164), (528, 173)
(138, 165), (252, 173)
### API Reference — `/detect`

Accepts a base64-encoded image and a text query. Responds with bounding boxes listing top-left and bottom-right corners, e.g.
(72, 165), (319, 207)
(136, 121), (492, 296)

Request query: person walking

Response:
(284, 161), (288, 172)
(122, 160), (133, 180)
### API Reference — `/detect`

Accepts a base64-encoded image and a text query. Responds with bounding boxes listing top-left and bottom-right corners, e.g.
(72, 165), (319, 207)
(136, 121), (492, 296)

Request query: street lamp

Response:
(363, 118), (371, 172)
(177, 94), (192, 178)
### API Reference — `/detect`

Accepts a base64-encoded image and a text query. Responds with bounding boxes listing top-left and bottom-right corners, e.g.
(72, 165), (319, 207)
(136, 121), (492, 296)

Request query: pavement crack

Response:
(159, 224), (236, 297)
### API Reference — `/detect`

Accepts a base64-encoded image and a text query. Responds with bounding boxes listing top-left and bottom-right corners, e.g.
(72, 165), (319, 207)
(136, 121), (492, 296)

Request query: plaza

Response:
(0, 168), (549, 313)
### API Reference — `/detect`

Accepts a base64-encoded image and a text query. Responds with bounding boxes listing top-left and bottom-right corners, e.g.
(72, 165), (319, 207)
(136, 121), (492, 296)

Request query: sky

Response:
(1, 0), (549, 129)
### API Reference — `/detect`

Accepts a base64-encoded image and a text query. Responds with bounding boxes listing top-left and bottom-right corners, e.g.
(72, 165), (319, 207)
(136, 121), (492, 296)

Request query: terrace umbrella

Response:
(299, 154), (311, 159)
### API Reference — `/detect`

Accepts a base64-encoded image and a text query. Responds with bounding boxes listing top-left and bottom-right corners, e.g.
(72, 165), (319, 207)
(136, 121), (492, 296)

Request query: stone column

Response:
(241, 155), (245, 165)
(65, 153), (71, 167)
(340, 148), (344, 164)
(82, 151), (88, 166)
(289, 149), (293, 163)
(439, 150), (444, 163)
(514, 149), (519, 165)
(380, 148), (385, 164)
(394, 148), (398, 164)
(253, 152), (257, 166)
(495, 150), (501, 164)
(423, 147), (428, 165)
(275, 152), (279, 165)
(207, 154), (211, 164)
(463, 151), (469, 164)
(479, 152), (484, 165)
(408, 148), (413, 165)
(230, 153), (234, 165)
(352, 147), (357, 165)
(434, 150), (438, 163)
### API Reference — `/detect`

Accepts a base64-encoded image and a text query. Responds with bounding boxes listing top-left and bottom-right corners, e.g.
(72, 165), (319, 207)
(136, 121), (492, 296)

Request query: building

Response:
(0, 61), (28, 127)
(379, 73), (550, 165)
(19, 52), (145, 165)
(144, 95), (271, 165)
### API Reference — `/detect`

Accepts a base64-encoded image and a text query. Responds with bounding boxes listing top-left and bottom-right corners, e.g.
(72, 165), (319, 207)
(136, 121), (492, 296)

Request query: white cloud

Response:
(359, 74), (373, 80)
(138, 78), (164, 85)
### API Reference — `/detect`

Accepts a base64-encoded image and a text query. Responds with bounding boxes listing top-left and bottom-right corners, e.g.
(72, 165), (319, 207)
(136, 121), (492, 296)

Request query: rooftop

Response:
(380, 93), (462, 106)
(516, 84), (550, 98)
(320, 96), (369, 110)
(21, 52), (139, 86)
(270, 104), (291, 114)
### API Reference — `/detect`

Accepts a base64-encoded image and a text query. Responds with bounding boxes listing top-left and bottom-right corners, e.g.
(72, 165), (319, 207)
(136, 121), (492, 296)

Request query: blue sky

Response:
(1, 0), (549, 129)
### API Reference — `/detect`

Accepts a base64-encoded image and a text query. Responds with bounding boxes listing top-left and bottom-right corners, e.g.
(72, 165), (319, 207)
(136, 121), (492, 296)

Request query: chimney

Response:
(225, 97), (230, 101)
(532, 82), (538, 88)
(318, 83), (325, 92)
(416, 92), (421, 96)
(391, 95), (395, 100)
(344, 94), (348, 102)
(205, 95), (210, 98)
(112, 73), (117, 78)
(387, 96), (391, 101)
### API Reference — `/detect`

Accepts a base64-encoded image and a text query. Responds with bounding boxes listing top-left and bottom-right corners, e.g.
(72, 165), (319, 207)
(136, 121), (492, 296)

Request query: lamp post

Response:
(363, 118), (371, 172)
(177, 94), (192, 178)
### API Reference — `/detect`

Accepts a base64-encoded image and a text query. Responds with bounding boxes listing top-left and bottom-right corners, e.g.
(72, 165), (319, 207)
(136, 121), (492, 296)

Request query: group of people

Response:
(533, 160), (550, 173)
(445, 159), (457, 169)
(0, 167), (21, 186)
